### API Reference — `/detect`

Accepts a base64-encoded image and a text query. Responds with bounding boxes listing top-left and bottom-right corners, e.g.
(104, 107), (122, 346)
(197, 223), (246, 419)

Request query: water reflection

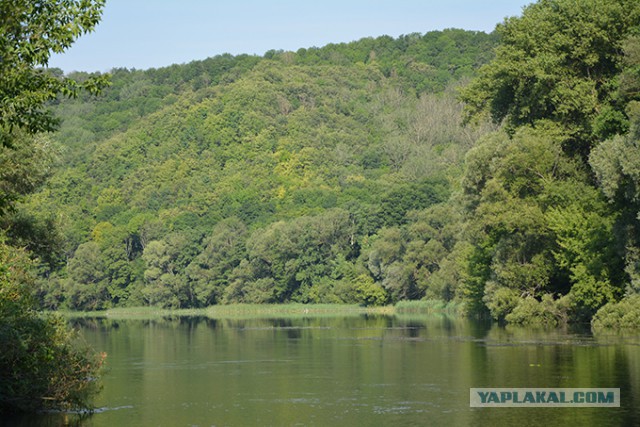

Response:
(6, 315), (640, 426)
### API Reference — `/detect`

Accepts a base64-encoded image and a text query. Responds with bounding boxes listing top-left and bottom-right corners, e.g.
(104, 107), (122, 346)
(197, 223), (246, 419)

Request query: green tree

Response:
(0, 0), (107, 413)
(461, 0), (640, 157)
(588, 35), (640, 322)
(233, 209), (355, 303)
(0, 0), (109, 148)
(459, 124), (622, 321)
(457, 0), (639, 323)
(0, 236), (104, 413)
(141, 233), (196, 308)
(186, 218), (247, 306)
(590, 37), (640, 297)
(66, 241), (108, 310)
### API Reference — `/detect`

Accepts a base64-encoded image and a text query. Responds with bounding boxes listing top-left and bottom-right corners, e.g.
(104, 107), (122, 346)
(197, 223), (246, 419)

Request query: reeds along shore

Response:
(57, 301), (464, 319)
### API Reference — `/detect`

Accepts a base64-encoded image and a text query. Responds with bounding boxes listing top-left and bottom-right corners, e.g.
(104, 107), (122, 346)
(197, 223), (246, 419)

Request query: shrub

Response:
(0, 240), (104, 413)
(591, 295), (640, 329)
(352, 274), (388, 306)
(482, 283), (519, 320)
(505, 295), (564, 327)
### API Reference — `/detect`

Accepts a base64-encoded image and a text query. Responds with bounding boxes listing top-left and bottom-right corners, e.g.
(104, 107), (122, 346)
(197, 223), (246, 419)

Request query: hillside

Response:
(9, 0), (640, 328)
(21, 30), (497, 309)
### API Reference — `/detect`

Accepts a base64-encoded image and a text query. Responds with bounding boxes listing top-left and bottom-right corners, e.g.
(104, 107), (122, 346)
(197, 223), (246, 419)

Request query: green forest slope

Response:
(20, 29), (496, 310)
(13, 0), (640, 327)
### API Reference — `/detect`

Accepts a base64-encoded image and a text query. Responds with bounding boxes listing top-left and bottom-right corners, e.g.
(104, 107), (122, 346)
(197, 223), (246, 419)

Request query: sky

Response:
(49, 0), (533, 73)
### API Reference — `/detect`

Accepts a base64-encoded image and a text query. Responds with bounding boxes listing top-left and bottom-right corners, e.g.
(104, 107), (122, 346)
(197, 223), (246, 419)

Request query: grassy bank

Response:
(394, 300), (464, 315)
(59, 304), (393, 319)
(58, 301), (461, 319)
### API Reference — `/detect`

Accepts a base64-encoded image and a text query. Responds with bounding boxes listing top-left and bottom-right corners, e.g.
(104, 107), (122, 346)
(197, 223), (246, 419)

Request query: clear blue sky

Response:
(49, 0), (533, 73)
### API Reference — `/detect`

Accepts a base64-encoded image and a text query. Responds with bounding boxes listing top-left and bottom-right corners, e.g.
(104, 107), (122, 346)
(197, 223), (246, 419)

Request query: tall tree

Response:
(0, 0), (108, 413)
(461, 0), (640, 158)
(458, 0), (640, 322)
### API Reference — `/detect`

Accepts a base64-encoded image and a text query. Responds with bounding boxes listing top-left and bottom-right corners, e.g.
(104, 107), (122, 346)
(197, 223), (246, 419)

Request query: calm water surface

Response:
(5, 315), (640, 426)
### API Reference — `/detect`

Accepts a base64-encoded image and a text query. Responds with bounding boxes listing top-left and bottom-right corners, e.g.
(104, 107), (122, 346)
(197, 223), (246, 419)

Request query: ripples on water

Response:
(4, 315), (640, 426)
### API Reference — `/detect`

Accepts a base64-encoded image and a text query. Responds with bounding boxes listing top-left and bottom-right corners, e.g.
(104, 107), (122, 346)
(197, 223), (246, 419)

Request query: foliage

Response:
(0, 0), (108, 259)
(0, 0), (109, 147)
(185, 217), (248, 306)
(23, 0), (640, 329)
(457, 119), (624, 323)
(0, 0), (108, 413)
(589, 36), (640, 298)
(504, 295), (569, 327)
(0, 237), (104, 413)
(591, 295), (640, 329)
(27, 29), (494, 310)
(449, 0), (640, 325)
(461, 0), (640, 156)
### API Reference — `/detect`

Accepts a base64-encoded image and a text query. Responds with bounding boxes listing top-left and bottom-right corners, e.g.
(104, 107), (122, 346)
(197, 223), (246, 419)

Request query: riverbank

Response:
(57, 300), (464, 320)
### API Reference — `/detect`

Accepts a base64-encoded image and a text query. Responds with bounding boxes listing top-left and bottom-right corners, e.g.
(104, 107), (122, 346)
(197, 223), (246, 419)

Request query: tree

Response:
(458, 124), (623, 322)
(0, 0), (107, 413)
(0, 0), (109, 147)
(141, 233), (196, 308)
(590, 36), (640, 297)
(186, 217), (247, 306)
(66, 241), (108, 310)
(456, 0), (640, 324)
(461, 0), (640, 158)
(0, 236), (104, 413)
(233, 209), (355, 303)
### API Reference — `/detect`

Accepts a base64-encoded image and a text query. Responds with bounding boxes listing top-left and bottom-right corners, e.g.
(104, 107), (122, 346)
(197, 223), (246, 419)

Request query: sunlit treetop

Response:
(461, 0), (640, 155)
(0, 0), (110, 145)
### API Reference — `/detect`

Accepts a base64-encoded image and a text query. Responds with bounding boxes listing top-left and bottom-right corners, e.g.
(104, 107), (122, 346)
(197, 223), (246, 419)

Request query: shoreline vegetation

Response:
(55, 299), (640, 330)
(0, 0), (108, 415)
(57, 300), (464, 320)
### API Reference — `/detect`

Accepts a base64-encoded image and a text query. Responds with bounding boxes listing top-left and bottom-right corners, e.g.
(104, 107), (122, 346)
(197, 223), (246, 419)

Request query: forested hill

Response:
(17, 0), (640, 328)
(22, 29), (497, 310)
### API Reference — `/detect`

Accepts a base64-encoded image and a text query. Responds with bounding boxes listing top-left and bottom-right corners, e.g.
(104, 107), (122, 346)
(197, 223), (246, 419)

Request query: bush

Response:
(352, 275), (388, 306)
(591, 295), (640, 329)
(482, 283), (519, 321)
(505, 295), (563, 327)
(0, 240), (104, 413)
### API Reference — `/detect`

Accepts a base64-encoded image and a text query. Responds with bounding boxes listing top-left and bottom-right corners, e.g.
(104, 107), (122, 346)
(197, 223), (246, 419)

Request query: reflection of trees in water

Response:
(56, 315), (640, 427)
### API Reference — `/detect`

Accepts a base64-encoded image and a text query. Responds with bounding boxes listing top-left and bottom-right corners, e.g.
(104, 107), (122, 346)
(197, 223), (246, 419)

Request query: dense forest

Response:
(6, 0), (640, 327)
(20, 29), (498, 310)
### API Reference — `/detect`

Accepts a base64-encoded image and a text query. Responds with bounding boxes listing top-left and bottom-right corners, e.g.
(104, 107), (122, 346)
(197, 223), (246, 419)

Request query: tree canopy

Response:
(16, 0), (640, 328)
(461, 0), (640, 156)
(0, 0), (107, 413)
(458, 0), (640, 325)
(0, 0), (109, 146)
(26, 29), (495, 310)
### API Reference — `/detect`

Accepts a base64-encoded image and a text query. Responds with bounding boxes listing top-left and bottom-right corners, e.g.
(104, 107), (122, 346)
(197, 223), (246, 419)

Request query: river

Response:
(4, 314), (640, 426)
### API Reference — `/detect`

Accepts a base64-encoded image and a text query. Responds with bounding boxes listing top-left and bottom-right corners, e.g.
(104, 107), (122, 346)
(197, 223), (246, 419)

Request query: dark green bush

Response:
(0, 240), (104, 414)
(505, 295), (567, 327)
(591, 295), (640, 329)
